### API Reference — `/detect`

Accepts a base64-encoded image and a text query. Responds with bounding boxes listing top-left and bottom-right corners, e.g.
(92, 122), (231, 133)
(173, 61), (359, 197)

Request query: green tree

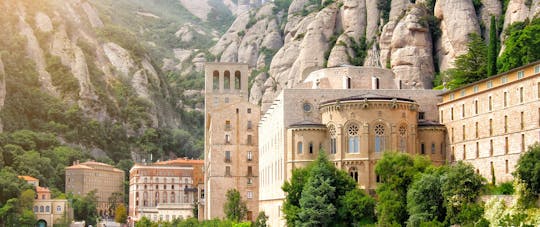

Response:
(0, 188), (36, 226)
(487, 16), (498, 76)
(282, 151), (375, 226)
(441, 162), (485, 225)
(254, 211), (268, 227)
(338, 189), (376, 225)
(407, 172), (446, 226)
(72, 190), (98, 226)
(514, 143), (540, 199)
(375, 152), (431, 226)
(282, 167), (310, 226)
(443, 33), (488, 89)
(224, 189), (248, 222)
(296, 153), (337, 226)
(135, 216), (152, 227)
(115, 203), (128, 223)
(0, 168), (31, 205)
(498, 18), (540, 73)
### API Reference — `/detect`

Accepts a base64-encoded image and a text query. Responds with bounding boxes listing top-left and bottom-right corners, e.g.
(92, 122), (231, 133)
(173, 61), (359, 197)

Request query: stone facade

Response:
(128, 159), (203, 222)
(19, 176), (72, 226)
(208, 61), (540, 226)
(65, 161), (124, 215)
(439, 60), (540, 183)
(258, 66), (445, 226)
(204, 63), (260, 221)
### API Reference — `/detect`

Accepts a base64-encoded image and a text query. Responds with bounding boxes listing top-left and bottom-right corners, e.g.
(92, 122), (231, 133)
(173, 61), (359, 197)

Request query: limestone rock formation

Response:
(103, 42), (135, 76)
(175, 23), (207, 43)
(480, 0), (502, 40)
(211, 3), (283, 67)
(17, 4), (58, 96)
(504, 0), (530, 31)
(390, 6), (434, 89)
(530, 0), (540, 18)
(435, 0), (481, 70)
(35, 12), (53, 32)
(389, 0), (410, 20)
(81, 2), (103, 28)
(327, 0), (366, 67)
(179, 0), (212, 21)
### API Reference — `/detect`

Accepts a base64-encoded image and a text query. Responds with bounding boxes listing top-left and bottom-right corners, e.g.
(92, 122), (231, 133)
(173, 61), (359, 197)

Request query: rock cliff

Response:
(208, 0), (539, 110)
(1, 0), (181, 133)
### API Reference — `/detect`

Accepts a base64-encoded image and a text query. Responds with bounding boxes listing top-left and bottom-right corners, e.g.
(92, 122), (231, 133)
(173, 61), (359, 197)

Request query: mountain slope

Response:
(209, 0), (540, 111)
(0, 0), (211, 161)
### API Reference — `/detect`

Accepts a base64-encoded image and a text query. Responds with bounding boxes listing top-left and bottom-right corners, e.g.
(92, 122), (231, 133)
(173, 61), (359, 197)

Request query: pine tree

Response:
(296, 153), (336, 226)
(487, 16), (498, 76)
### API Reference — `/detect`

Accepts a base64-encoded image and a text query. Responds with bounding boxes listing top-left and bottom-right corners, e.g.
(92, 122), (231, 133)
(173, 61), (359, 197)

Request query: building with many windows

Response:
(205, 61), (540, 226)
(128, 158), (203, 222)
(19, 176), (72, 227)
(438, 60), (540, 183)
(204, 63), (260, 221)
(257, 66), (445, 226)
(65, 161), (124, 216)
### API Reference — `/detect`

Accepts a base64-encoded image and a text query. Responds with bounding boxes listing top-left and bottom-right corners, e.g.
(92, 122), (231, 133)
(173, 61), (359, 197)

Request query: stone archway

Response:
(36, 219), (47, 227)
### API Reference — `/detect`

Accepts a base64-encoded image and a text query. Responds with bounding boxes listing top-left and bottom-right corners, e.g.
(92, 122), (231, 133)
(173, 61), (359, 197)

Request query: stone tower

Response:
(204, 63), (260, 220)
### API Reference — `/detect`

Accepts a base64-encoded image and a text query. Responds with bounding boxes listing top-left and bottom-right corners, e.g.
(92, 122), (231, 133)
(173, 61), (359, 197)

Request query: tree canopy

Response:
(442, 33), (487, 89)
(223, 188), (248, 222)
(375, 152), (431, 226)
(498, 18), (540, 73)
(282, 151), (375, 226)
(514, 143), (540, 197)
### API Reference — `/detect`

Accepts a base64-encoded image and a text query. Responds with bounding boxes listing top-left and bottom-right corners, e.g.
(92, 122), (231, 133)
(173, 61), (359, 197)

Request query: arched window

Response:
(297, 142), (303, 154)
(40, 206), (44, 212)
(56, 205), (62, 212)
(346, 77), (352, 89)
(328, 125), (337, 154)
(349, 167), (359, 182)
(224, 71), (231, 89)
(309, 142), (314, 154)
(399, 124), (407, 152)
(235, 71), (241, 89)
(46, 206), (50, 212)
(34, 206), (38, 212)
(213, 71), (219, 90)
(348, 123), (359, 153)
(171, 192), (175, 203)
(163, 192), (167, 203)
(374, 123), (386, 152)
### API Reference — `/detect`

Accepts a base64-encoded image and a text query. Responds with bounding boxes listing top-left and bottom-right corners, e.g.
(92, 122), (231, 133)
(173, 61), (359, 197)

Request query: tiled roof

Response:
(65, 164), (93, 170)
(18, 175), (38, 181)
(36, 186), (50, 193)
(155, 158), (204, 165)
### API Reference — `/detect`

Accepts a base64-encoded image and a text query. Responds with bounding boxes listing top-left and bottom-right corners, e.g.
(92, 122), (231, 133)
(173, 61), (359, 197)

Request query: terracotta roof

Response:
(66, 161), (124, 173)
(18, 175), (38, 181)
(65, 164), (93, 170)
(36, 186), (50, 193)
(155, 158), (204, 166)
(81, 161), (114, 167)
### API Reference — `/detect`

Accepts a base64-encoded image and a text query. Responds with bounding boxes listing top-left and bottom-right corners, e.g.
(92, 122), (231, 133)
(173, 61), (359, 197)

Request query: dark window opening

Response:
(418, 112), (425, 120)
